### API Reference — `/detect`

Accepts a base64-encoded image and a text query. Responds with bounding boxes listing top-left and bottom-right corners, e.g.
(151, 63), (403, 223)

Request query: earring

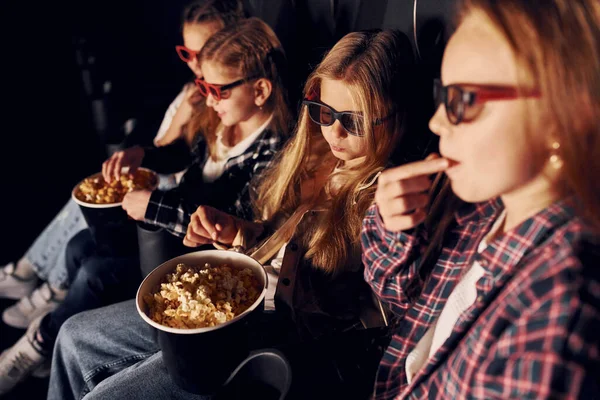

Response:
(549, 141), (563, 170)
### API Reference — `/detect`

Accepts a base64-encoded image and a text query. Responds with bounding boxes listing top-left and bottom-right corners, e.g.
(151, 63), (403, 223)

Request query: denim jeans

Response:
(24, 176), (178, 290)
(38, 230), (141, 352)
(48, 298), (376, 400)
(47, 299), (213, 400)
(25, 198), (87, 289)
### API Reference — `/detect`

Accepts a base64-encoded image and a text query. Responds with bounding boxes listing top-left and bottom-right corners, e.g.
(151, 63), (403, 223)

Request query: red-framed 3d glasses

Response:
(194, 75), (260, 101)
(175, 45), (200, 63)
(433, 79), (541, 125)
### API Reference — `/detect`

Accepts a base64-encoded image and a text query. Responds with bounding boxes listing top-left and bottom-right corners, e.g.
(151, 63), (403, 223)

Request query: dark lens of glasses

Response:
(306, 103), (363, 136)
(340, 113), (363, 136)
(307, 103), (330, 125)
(208, 86), (221, 100)
(445, 86), (463, 124)
(179, 48), (192, 62)
(196, 81), (208, 97)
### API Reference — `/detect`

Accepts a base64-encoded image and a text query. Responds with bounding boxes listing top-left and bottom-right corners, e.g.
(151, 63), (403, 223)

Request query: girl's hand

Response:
(121, 190), (152, 221)
(375, 154), (449, 232)
(184, 206), (239, 247)
(155, 86), (201, 147)
(102, 146), (145, 183)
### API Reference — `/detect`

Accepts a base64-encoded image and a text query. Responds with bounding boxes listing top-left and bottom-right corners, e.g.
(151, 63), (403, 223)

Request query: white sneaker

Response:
(0, 315), (47, 395)
(2, 283), (63, 329)
(0, 263), (38, 300)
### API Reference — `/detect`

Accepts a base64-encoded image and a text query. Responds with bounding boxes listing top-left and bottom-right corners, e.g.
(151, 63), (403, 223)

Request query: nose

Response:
(329, 120), (348, 139)
(428, 104), (449, 137)
(206, 92), (218, 107)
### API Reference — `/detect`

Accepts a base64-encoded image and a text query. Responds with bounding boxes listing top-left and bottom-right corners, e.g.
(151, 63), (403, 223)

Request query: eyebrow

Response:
(319, 100), (364, 115)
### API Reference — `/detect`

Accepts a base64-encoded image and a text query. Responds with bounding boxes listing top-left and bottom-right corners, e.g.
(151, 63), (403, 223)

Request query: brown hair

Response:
(422, 0), (600, 275)
(181, 0), (246, 148)
(253, 29), (416, 275)
(197, 17), (292, 157)
(182, 0), (245, 30)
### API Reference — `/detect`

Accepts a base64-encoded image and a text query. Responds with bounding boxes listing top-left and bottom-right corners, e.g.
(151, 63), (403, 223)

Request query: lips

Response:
(330, 144), (345, 152)
(441, 155), (460, 176)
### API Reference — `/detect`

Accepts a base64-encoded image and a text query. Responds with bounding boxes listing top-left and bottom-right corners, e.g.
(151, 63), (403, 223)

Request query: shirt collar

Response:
(217, 114), (274, 159)
(455, 198), (504, 226)
(477, 197), (577, 277)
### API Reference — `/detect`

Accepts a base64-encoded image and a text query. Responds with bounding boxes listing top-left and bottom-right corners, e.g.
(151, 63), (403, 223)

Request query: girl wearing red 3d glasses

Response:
(43, 15), (292, 400)
(362, 0), (600, 398)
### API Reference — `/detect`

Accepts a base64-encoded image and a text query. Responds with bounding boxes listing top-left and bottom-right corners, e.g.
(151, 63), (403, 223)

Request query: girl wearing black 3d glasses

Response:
(180, 29), (429, 399)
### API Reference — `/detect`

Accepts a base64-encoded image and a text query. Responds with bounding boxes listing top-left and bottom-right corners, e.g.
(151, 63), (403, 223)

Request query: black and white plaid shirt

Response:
(144, 127), (285, 237)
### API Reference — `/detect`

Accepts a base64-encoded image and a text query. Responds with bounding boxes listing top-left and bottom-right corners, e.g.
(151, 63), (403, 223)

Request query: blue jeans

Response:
(47, 299), (212, 400)
(38, 230), (141, 352)
(25, 198), (87, 289)
(48, 299), (372, 400)
(25, 176), (178, 290)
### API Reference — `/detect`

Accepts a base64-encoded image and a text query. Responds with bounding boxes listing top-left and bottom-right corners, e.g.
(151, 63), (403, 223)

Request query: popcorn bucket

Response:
(135, 249), (268, 395)
(71, 168), (158, 257)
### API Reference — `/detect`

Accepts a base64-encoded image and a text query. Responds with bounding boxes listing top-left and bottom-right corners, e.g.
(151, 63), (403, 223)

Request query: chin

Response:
(449, 180), (496, 204)
(332, 151), (355, 162)
(219, 117), (235, 127)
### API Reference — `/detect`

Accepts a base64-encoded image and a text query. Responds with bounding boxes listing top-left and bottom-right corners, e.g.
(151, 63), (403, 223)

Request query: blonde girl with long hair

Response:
(183, 29), (432, 398)
(43, 17), (293, 400)
(362, 0), (600, 398)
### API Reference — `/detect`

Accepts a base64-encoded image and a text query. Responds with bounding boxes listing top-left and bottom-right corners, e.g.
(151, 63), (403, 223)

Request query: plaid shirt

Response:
(144, 128), (284, 237)
(361, 198), (600, 399)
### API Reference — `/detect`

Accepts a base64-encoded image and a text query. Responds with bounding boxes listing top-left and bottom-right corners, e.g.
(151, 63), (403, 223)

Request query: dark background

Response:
(0, 0), (454, 398)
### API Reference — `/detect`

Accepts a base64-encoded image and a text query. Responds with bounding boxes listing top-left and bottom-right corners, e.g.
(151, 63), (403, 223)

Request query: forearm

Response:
(361, 204), (427, 316)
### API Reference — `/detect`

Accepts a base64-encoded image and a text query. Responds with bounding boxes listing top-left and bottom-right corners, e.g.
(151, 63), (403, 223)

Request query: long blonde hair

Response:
(455, 0), (600, 230)
(254, 29), (416, 274)
(197, 17), (292, 158)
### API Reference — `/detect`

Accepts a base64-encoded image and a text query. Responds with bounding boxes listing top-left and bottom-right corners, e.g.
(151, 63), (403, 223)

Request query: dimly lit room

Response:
(0, 0), (598, 399)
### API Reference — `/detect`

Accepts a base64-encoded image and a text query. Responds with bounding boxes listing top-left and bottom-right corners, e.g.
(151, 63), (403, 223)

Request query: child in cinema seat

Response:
(362, 0), (600, 398)
(0, 4), (291, 397)
(48, 29), (435, 400)
(0, 0), (244, 331)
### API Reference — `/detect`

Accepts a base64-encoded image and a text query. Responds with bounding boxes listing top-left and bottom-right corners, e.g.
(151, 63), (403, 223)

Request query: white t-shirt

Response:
(405, 211), (506, 383)
(202, 115), (274, 183)
(152, 84), (193, 187)
(153, 84), (191, 146)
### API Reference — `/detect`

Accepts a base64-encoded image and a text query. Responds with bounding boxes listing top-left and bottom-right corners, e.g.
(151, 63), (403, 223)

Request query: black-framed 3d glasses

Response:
(302, 100), (393, 137)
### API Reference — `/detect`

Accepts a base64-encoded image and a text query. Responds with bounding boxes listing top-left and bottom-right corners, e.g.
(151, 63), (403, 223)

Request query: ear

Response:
(253, 78), (273, 107)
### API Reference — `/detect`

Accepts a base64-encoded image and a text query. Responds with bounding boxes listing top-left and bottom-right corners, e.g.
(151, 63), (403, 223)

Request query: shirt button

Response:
(281, 278), (291, 286)
(477, 296), (484, 303)
(288, 242), (298, 251)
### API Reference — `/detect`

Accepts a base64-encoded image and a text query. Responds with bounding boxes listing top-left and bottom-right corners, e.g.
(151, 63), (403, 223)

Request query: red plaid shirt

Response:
(362, 198), (600, 399)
